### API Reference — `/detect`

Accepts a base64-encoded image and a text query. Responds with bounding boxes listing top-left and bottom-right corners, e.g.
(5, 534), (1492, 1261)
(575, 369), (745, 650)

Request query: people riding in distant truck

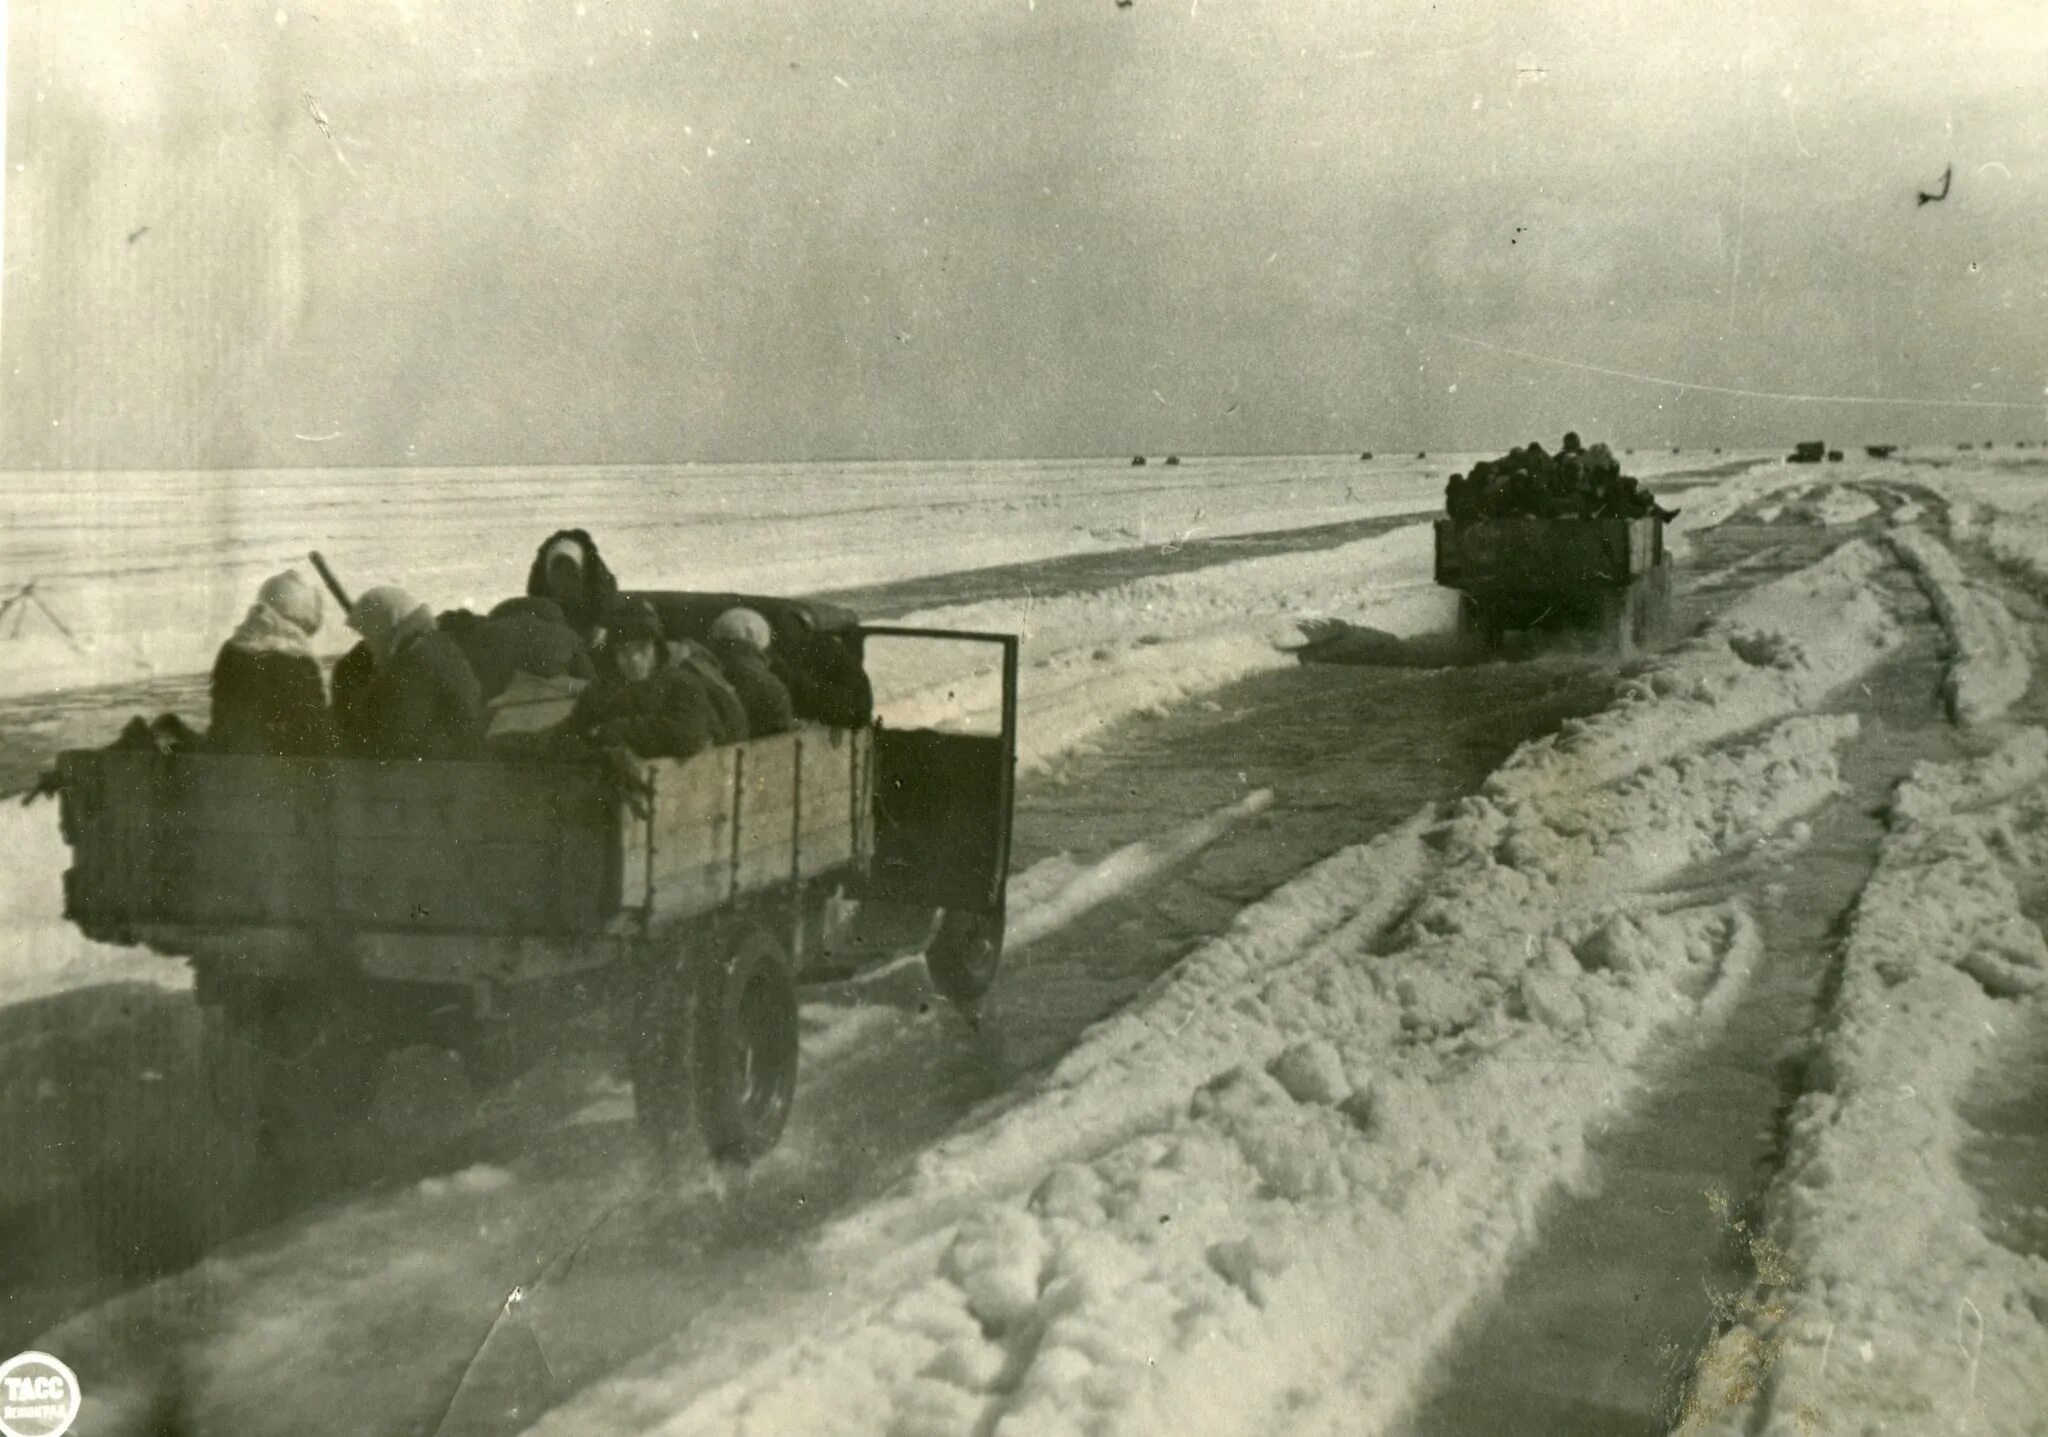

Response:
(440, 595), (594, 702)
(334, 585), (487, 760)
(1444, 435), (1678, 526)
(555, 600), (724, 760)
(525, 529), (620, 643)
(707, 608), (796, 737)
(209, 569), (338, 756)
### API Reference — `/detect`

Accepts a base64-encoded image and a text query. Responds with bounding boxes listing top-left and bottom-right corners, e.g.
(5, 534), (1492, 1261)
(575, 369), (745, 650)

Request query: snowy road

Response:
(9, 456), (2048, 1434)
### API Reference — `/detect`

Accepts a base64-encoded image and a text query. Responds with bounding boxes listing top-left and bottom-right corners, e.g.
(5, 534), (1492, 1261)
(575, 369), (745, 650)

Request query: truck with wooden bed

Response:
(1433, 514), (1673, 656)
(56, 592), (1019, 1164)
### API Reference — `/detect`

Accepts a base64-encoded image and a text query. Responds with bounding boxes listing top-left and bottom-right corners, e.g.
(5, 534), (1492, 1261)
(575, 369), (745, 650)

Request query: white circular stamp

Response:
(0, 1352), (81, 1437)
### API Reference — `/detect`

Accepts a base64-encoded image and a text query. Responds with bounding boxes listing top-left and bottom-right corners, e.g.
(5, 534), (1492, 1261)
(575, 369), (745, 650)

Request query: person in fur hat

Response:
(557, 599), (722, 759)
(444, 595), (594, 702)
(209, 570), (338, 755)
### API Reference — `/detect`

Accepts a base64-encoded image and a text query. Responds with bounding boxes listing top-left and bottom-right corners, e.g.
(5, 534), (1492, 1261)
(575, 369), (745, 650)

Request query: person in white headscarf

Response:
(707, 608), (795, 737)
(332, 585), (486, 760)
(209, 570), (338, 755)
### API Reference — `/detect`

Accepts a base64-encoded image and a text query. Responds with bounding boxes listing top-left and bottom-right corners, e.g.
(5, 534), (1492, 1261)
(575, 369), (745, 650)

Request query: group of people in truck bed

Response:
(1443, 432), (1680, 526)
(206, 530), (872, 765)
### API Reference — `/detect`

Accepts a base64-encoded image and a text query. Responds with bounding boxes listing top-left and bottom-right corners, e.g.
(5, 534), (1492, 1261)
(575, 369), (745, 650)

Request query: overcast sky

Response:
(3, 0), (2044, 468)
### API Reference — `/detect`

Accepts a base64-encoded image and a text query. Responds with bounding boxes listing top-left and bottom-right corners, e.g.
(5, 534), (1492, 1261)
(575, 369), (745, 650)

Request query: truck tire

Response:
(1636, 562), (1673, 649)
(199, 1004), (264, 1135)
(690, 925), (799, 1163)
(199, 999), (379, 1150)
(926, 906), (1005, 1006)
(1454, 593), (1499, 651)
(1599, 585), (1639, 659)
(626, 962), (693, 1151)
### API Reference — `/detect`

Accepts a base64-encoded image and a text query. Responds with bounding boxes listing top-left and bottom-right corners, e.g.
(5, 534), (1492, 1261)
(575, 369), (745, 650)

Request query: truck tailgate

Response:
(1435, 516), (1658, 591)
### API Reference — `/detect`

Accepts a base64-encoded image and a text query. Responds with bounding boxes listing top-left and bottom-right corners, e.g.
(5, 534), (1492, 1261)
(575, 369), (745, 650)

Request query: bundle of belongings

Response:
(1443, 432), (1680, 528)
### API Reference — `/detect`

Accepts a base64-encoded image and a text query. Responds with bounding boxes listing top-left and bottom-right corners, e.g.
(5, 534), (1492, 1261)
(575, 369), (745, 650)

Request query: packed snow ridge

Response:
(1685, 728), (2048, 1436)
(1887, 526), (2032, 727)
(529, 543), (1915, 1436)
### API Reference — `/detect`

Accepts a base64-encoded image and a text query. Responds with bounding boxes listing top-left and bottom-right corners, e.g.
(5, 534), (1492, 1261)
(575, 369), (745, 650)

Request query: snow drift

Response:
(1683, 728), (2048, 1436)
(525, 537), (1915, 1437)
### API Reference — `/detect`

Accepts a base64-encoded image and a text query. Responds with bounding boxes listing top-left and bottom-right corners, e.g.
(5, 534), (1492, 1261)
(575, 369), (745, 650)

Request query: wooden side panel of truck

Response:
(60, 727), (874, 963)
(55, 621), (1020, 1161)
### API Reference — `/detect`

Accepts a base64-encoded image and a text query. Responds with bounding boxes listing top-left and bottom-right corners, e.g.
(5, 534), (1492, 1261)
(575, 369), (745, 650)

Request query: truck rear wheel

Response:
(626, 963), (692, 1150)
(690, 925), (800, 1163)
(1454, 593), (1500, 651)
(926, 907), (1005, 1006)
(1636, 561), (1673, 649)
(199, 998), (380, 1150)
(1598, 585), (1641, 659)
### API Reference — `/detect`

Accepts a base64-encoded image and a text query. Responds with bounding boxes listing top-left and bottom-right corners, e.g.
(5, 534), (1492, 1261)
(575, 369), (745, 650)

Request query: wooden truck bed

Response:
(1433, 515), (1661, 595)
(58, 727), (874, 981)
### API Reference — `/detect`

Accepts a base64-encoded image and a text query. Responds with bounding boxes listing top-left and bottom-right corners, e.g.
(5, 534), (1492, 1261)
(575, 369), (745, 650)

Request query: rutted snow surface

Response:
(519, 541), (1913, 1436)
(1887, 526), (2032, 727)
(26, 468), (2032, 1435)
(1683, 728), (2048, 1436)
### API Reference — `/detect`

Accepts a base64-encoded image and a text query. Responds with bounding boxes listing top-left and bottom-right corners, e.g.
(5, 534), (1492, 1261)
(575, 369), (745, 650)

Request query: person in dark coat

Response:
(771, 626), (874, 729)
(558, 601), (721, 760)
(1500, 462), (1547, 519)
(209, 570), (337, 756)
(1447, 472), (1489, 526)
(707, 609), (796, 737)
(525, 530), (621, 642)
(446, 596), (594, 702)
(336, 586), (486, 760)
(668, 640), (749, 743)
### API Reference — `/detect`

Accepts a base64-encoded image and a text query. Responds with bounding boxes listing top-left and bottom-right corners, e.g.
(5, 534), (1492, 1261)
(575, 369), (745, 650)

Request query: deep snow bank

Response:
(1682, 729), (2048, 1436)
(1779, 486), (1883, 527)
(528, 540), (1914, 1437)
(1887, 527), (2033, 727)
(1985, 514), (2048, 577)
(1681, 461), (1824, 531)
(1488, 539), (1895, 806)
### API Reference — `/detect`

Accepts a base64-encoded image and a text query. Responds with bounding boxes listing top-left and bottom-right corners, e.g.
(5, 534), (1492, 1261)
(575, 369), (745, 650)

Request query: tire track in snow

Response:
(16, 655), (1617, 1436)
(516, 541), (1921, 1437)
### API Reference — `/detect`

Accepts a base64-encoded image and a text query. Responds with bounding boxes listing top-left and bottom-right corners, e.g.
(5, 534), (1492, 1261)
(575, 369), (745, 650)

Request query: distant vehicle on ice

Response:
(1435, 512), (1671, 656)
(1789, 440), (1827, 464)
(1433, 435), (1674, 657)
